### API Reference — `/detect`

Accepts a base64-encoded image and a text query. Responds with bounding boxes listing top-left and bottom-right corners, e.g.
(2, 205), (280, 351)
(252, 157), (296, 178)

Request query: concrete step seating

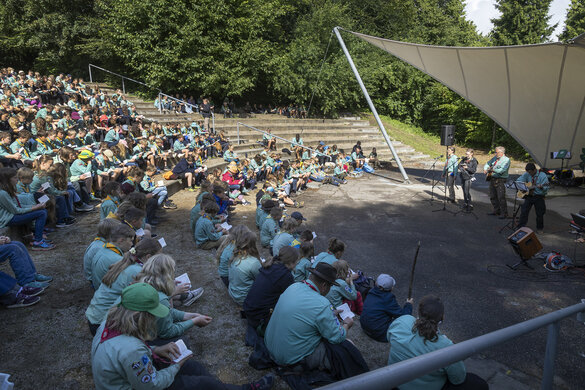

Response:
(89, 83), (434, 179)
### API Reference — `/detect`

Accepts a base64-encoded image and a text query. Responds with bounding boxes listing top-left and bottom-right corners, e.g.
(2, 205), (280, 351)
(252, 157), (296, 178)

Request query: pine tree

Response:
(490, 0), (556, 45)
(559, 0), (585, 41)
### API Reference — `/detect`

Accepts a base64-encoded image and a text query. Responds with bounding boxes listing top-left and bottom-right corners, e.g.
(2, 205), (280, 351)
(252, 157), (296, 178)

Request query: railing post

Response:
(122, 78), (125, 94)
(237, 122), (240, 145)
(541, 321), (560, 390)
(158, 92), (162, 114)
(212, 112), (215, 134)
(89, 64), (93, 83)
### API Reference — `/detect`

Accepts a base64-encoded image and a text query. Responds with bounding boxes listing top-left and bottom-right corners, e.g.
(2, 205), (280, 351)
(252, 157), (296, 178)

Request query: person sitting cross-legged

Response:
(360, 274), (412, 343)
(387, 295), (489, 390)
(264, 262), (369, 380)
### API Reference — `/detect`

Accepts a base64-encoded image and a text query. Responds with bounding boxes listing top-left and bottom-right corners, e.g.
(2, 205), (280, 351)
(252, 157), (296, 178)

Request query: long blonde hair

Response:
(102, 238), (162, 287)
(135, 254), (176, 296)
(216, 224), (250, 261)
(105, 305), (157, 341)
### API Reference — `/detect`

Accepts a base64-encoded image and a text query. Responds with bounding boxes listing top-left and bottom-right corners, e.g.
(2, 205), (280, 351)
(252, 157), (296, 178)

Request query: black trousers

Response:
(441, 373), (489, 390)
(461, 178), (472, 205)
(166, 360), (245, 390)
(446, 175), (456, 201)
(518, 195), (546, 230)
(489, 178), (507, 215)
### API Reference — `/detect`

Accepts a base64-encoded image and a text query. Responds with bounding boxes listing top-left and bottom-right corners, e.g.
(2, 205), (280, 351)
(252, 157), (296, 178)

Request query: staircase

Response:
(91, 83), (432, 172)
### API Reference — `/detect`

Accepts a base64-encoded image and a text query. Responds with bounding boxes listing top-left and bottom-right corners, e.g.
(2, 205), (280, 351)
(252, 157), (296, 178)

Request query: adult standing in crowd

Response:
(200, 98), (214, 133)
(458, 148), (478, 211)
(516, 163), (549, 234)
(484, 146), (510, 219)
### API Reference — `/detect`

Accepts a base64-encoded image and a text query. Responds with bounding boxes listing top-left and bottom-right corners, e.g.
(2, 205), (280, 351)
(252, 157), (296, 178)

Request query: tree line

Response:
(1, 0), (584, 155)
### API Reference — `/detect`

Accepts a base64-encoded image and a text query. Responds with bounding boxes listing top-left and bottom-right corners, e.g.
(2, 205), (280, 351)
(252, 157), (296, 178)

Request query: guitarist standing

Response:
(516, 163), (549, 233)
(483, 146), (510, 219)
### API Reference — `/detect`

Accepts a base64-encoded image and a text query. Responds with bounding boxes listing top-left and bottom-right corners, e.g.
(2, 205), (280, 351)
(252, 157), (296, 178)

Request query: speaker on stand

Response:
(440, 125), (455, 146)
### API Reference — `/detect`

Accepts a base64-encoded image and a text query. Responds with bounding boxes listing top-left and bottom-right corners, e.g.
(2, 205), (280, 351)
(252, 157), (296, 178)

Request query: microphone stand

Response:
(419, 155), (442, 204)
(433, 147), (456, 215)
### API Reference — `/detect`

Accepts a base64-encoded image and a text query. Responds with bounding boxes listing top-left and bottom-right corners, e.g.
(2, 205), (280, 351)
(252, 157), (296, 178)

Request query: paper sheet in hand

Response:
(336, 303), (355, 320)
(312, 232), (317, 239)
(172, 339), (193, 363)
(220, 222), (232, 231)
(158, 237), (167, 248)
(157, 180), (164, 187)
(40, 182), (51, 191)
(135, 228), (145, 237)
(38, 195), (50, 204)
(175, 273), (191, 286)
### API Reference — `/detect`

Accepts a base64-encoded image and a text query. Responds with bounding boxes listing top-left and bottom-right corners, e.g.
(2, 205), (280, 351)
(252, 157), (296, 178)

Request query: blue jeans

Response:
(55, 195), (70, 222)
(8, 210), (48, 242)
(0, 272), (18, 295)
(152, 186), (168, 207)
(0, 241), (37, 285)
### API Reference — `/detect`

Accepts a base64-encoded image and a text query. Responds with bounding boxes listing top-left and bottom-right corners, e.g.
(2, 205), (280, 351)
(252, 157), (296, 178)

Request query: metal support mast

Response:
(333, 26), (410, 183)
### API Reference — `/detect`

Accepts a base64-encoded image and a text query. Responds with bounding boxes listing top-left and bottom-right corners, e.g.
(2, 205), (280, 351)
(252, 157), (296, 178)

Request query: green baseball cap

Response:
(120, 283), (169, 318)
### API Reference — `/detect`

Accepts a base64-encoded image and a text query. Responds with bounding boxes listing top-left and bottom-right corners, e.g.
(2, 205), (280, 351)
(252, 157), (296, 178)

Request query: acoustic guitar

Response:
(517, 182), (534, 199)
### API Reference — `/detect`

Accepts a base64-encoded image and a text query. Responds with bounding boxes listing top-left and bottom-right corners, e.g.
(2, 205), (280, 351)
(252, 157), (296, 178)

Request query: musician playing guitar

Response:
(516, 163), (549, 234)
(483, 146), (510, 219)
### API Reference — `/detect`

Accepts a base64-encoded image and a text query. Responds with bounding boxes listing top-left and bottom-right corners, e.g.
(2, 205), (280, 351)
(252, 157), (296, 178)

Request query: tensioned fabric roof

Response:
(348, 29), (585, 169)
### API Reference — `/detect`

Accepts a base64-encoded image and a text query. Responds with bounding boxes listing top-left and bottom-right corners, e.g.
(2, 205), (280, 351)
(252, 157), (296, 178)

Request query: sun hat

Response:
(120, 283), (169, 318)
(102, 149), (114, 159)
(261, 199), (276, 212)
(376, 274), (396, 291)
(78, 150), (94, 160)
(309, 263), (340, 286)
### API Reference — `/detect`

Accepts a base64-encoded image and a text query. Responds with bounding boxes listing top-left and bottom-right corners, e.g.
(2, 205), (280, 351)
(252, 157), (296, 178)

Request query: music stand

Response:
(499, 181), (523, 233)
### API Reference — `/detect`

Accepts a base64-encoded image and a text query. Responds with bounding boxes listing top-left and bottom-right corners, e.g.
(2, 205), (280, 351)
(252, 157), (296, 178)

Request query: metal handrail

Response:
(88, 64), (157, 95)
(236, 122), (326, 157)
(321, 299), (585, 390)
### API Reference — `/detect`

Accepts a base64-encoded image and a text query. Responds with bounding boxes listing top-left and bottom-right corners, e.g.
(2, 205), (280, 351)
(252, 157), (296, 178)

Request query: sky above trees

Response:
(465, 0), (570, 37)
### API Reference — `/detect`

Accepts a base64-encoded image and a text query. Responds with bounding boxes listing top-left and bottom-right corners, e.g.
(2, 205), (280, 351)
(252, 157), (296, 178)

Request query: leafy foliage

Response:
(559, 0), (585, 41)
(0, 0), (564, 157)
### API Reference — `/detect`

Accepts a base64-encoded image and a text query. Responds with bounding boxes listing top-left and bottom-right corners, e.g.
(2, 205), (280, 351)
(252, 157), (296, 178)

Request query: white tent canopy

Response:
(349, 29), (585, 169)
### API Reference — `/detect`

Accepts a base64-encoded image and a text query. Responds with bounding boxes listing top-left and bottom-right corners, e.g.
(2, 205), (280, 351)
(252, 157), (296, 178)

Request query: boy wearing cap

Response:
(70, 149), (95, 203)
(360, 274), (413, 343)
(256, 199), (275, 229)
(264, 263), (368, 376)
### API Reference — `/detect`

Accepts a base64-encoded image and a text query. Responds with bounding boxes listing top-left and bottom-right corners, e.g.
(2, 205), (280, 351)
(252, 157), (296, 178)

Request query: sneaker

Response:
(75, 203), (94, 212)
(32, 240), (55, 251)
(249, 374), (274, 390)
(187, 187), (197, 192)
(35, 274), (53, 282)
(6, 292), (41, 309)
(183, 287), (204, 306)
(21, 286), (46, 297)
(24, 281), (49, 289)
(55, 221), (67, 228)
(162, 200), (178, 209)
(65, 216), (76, 223)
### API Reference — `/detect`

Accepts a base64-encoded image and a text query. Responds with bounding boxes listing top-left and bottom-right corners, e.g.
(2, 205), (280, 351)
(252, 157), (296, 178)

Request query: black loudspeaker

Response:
(440, 125), (455, 146)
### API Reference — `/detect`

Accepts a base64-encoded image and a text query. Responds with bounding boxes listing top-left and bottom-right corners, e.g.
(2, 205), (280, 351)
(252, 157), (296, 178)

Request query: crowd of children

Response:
(0, 67), (488, 390)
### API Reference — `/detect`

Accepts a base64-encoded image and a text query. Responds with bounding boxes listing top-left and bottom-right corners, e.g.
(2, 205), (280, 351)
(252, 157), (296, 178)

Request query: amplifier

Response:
(508, 227), (542, 260)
